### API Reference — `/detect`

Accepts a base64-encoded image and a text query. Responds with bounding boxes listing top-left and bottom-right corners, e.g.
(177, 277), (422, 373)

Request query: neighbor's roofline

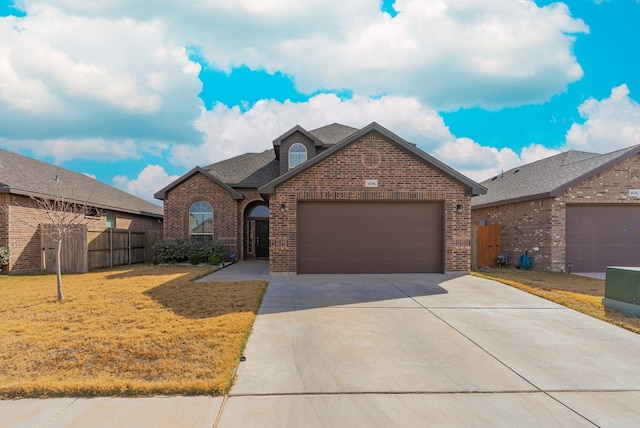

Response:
(472, 144), (640, 208)
(259, 122), (487, 197)
(2, 186), (163, 218)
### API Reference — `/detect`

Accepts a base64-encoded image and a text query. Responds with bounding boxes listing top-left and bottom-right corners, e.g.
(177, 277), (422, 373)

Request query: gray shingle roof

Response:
(199, 123), (358, 187)
(309, 123), (359, 145)
(203, 150), (279, 187)
(0, 148), (163, 217)
(472, 145), (640, 208)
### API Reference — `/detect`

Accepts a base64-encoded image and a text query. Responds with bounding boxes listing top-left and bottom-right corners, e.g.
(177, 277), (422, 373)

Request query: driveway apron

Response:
(219, 273), (640, 427)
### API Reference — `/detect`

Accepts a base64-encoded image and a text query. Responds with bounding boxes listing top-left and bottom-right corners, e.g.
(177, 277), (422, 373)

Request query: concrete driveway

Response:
(219, 272), (640, 427)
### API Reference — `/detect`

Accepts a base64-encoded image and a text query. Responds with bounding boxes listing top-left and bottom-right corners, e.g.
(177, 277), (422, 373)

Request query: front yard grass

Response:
(0, 265), (267, 398)
(473, 268), (640, 334)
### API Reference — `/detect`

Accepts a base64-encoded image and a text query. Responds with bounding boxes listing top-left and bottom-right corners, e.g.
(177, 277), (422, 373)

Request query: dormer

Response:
(272, 125), (324, 175)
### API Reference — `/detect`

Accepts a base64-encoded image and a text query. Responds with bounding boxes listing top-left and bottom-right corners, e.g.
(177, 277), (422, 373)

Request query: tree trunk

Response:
(56, 239), (64, 302)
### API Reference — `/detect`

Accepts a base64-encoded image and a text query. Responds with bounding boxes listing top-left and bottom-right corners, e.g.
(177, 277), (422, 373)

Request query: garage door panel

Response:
(566, 205), (640, 272)
(297, 201), (443, 274)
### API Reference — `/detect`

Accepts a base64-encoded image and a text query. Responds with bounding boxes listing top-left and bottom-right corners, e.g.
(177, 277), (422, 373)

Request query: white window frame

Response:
(288, 143), (307, 170)
(189, 201), (213, 241)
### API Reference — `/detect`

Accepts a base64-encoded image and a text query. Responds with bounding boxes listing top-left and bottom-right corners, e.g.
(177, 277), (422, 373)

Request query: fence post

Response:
(128, 230), (132, 265)
(109, 228), (113, 268)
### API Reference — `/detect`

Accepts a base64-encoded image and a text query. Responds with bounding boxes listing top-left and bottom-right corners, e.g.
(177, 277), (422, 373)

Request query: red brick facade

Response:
(1, 194), (162, 273)
(162, 172), (239, 251)
(268, 132), (471, 273)
(472, 153), (640, 271)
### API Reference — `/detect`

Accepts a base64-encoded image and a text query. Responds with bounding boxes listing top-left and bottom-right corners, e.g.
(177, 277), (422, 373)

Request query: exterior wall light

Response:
(280, 203), (285, 213)
(456, 204), (463, 214)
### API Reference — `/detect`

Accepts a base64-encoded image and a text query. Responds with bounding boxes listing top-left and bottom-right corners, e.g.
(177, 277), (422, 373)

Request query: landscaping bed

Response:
(0, 265), (267, 398)
(473, 268), (640, 335)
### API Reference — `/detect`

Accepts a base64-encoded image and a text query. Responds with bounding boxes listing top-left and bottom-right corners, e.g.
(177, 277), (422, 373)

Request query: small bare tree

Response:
(6, 193), (97, 302)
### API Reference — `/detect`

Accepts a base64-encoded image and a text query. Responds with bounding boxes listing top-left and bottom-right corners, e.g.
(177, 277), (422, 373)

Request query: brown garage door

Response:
(566, 205), (640, 272)
(297, 201), (443, 274)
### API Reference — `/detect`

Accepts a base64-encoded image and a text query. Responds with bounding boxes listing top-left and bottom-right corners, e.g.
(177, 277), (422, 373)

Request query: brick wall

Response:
(269, 131), (471, 273)
(162, 172), (239, 255)
(3, 194), (160, 273)
(114, 212), (162, 231)
(472, 153), (640, 271)
(472, 199), (553, 270)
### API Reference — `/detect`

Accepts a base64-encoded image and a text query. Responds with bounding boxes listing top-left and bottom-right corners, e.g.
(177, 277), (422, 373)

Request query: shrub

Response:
(189, 253), (202, 265)
(0, 246), (8, 267)
(152, 240), (190, 264)
(153, 240), (228, 265)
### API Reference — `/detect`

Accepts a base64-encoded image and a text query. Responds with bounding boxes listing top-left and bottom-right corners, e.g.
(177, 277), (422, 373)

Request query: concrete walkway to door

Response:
(218, 273), (640, 427)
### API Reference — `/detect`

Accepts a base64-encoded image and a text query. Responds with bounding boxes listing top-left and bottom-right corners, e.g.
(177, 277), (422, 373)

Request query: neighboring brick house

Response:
(156, 122), (486, 274)
(0, 148), (163, 273)
(471, 145), (640, 272)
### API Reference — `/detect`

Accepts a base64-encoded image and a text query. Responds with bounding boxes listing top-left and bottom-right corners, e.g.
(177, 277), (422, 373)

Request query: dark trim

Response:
(259, 122), (487, 197)
(471, 192), (551, 210)
(154, 166), (244, 200)
(272, 125), (324, 147)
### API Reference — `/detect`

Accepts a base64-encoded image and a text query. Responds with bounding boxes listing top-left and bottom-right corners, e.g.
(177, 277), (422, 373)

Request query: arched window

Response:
(289, 143), (307, 169)
(249, 205), (269, 218)
(189, 201), (213, 241)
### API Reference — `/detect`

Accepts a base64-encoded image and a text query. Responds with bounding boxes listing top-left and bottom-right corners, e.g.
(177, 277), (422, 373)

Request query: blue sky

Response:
(1, 0), (639, 204)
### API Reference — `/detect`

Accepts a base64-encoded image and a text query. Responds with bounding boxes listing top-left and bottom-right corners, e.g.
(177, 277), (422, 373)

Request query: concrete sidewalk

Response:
(4, 271), (640, 427)
(197, 260), (269, 282)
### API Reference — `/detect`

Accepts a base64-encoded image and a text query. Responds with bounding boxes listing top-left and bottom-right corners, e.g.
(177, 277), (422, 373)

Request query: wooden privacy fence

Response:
(41, 225), (163, 273)
(473, 224), (501, 269)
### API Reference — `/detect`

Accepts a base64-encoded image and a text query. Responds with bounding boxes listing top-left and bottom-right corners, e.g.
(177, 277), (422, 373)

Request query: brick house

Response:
(155, 122), (486, 274)
(471, 145), (640, 272)
(0, 148), (163, 273)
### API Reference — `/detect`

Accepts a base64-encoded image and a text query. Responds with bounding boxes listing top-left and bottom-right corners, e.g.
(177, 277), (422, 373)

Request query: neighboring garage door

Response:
(297, 201), (443, 274)
(566, 205), (640, 272)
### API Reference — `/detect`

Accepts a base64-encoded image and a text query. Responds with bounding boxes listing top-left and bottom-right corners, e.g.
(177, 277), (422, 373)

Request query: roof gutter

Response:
(471, 192), (551, 210)
(2, 187), (163, 218)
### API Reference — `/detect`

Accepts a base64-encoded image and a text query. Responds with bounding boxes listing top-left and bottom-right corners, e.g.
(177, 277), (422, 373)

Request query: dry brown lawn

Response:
(0, 265), (267, 398)
(473, 268), (640, 334)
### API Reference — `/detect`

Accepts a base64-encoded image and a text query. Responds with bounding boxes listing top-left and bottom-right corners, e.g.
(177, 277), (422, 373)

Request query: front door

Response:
(255, 220), (269, 258)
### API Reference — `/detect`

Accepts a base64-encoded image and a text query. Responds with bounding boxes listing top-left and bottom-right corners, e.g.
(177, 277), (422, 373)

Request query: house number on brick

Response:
(629, 189), (640, 198)
(365, 179), (378, 188)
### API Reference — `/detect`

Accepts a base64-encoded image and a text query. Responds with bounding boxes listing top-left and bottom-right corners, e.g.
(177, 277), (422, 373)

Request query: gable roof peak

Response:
(260, 121), (486, 197)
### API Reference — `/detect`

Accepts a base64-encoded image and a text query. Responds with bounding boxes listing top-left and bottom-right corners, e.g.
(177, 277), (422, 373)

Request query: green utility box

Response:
(603, 266), (640, 316)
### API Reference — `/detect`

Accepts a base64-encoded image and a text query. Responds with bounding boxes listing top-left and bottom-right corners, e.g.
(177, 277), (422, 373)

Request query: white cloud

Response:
(1, 1), (593, 189)
(0, 5), (203, 142)
(171, 94), (453, 168)
(564, 84), (640, 152)
(520, 143), (561, 164)
(434, 137), (522, 181)
(22, 0), (588, 110)
(113, 164), (179, 204)
(0, 138), (169, 164)
(173, 93), (547, 183)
